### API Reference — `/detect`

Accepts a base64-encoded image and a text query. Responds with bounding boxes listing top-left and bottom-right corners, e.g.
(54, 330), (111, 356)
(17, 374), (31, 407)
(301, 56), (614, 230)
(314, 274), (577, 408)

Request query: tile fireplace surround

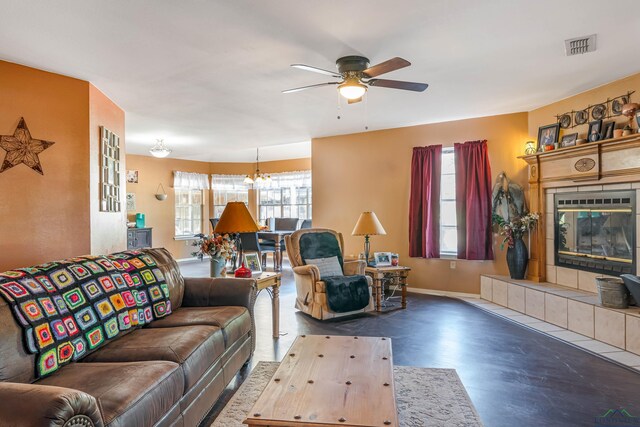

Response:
(480, 136), (640, 371)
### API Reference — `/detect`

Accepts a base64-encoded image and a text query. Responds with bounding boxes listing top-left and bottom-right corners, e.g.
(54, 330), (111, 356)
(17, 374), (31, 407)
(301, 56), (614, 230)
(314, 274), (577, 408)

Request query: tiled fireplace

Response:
(473, 136), (640, 368)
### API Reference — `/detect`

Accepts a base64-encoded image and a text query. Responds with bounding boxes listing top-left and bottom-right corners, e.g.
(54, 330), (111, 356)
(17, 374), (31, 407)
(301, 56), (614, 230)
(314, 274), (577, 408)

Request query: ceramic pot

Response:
(506, 237), (528, 280)
(210, 257), (226, 278)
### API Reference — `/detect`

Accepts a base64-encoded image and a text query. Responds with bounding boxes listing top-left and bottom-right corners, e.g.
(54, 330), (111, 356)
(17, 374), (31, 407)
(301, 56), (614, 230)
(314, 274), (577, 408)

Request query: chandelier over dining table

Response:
(244, 147), (271, 187)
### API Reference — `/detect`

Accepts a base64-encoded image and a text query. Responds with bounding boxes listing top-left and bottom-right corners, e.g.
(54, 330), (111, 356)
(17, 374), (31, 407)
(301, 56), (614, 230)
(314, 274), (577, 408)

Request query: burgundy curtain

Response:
(409, 145), (442, 258)
(454, 140), (494, 260)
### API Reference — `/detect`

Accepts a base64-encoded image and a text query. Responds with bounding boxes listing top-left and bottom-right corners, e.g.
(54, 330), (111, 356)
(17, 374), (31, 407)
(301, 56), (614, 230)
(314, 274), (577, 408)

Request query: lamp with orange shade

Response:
(213, 202), (259, 277)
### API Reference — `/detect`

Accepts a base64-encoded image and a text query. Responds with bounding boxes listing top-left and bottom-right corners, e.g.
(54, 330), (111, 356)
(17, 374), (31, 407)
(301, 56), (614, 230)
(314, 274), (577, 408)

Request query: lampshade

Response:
(352, 211), (386, 236)
(214, 202), (259, 234)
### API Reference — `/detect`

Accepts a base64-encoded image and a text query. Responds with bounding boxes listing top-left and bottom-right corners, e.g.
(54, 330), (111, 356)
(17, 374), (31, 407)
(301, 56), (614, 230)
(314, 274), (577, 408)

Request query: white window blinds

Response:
(173, 171), (210, 190)
(211, 174), (247, 190)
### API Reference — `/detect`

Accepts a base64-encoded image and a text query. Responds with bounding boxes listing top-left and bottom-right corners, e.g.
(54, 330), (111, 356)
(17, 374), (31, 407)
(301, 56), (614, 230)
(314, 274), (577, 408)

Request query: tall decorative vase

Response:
(210, 257), (226, 278)
(506, 237), (528, 280)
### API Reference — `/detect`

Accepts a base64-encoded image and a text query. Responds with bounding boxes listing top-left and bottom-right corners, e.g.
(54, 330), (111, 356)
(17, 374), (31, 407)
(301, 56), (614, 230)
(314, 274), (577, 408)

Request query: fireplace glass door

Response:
(555, 191), (636, 275)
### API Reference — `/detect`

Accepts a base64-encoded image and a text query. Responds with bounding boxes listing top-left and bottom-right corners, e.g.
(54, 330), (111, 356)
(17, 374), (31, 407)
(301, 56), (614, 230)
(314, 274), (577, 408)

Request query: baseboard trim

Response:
(406, 287), (480, 299)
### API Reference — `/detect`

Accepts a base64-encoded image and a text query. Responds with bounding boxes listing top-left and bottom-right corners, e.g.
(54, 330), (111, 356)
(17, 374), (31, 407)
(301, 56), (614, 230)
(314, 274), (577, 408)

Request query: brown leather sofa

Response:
(0, 248), (257, 427)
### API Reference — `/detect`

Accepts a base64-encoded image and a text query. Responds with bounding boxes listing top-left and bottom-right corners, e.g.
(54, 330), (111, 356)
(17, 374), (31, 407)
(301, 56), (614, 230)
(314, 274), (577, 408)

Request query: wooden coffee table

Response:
(244, 335), (398, 427)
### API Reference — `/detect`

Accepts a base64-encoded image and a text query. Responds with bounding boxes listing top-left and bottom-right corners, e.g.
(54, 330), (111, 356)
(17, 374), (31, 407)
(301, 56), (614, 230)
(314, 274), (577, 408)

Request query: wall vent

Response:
(565, 34), (597, 56)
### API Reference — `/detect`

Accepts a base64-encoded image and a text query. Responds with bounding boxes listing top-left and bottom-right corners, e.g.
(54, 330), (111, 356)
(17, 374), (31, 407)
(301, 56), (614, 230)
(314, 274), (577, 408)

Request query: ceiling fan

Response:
(283, 56), (428, 103)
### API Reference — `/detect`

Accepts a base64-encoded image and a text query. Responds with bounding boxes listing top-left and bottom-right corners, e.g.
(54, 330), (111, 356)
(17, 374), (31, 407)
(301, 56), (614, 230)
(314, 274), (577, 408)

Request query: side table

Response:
(254, 272), (282, 338)
(365, 266), (411, 312)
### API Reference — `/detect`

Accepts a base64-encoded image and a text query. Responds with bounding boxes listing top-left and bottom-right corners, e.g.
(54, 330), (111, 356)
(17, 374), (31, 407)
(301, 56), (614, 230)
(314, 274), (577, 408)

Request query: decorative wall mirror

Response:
(100, 126), (121, 212)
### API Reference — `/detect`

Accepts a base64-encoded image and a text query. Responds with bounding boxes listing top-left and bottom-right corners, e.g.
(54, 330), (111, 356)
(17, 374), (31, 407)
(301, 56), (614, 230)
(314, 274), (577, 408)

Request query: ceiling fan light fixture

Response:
(338, 80), (367, 100)
(149, 139), (172, 158)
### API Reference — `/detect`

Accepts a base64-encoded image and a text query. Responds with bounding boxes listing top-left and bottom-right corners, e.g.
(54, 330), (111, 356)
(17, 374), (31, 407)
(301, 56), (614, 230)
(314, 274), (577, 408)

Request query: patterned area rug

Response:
(211, 361), (483, 427)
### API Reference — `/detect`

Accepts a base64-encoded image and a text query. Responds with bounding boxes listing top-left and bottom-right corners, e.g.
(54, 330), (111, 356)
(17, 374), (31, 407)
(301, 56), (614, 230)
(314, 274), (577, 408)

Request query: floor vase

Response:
(506, 237), (528, 280)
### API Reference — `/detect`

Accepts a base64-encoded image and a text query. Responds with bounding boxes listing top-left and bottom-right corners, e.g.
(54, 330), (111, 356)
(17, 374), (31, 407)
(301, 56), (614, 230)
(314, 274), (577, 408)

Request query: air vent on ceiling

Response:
(565, 34), (597, 56)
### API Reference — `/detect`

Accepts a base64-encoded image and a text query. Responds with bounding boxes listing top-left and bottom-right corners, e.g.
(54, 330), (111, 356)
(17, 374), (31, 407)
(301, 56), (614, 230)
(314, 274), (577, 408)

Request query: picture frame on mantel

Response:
(560, 132), (578, 148)
(537, 123), (560, 151)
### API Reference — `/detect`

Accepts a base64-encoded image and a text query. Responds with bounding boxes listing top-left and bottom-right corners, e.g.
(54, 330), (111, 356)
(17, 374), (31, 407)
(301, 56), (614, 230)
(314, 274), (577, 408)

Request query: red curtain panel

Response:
(409, 145), (442, 258)
(454, 140), (494, 260)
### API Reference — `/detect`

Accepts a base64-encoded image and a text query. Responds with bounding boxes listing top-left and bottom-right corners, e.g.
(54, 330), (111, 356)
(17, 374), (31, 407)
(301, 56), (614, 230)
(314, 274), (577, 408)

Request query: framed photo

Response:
(374, 252), (392, 267)
(587, 120), (603, 142)
(537, 123), (560, 151)
(243, 253), (262, 274)
(601, 121), (615, 140)
(126, 193), (136, 211)
(636, 110), (640, 128)
(126, 170), (139, 183)
(560, 132), (578, 148)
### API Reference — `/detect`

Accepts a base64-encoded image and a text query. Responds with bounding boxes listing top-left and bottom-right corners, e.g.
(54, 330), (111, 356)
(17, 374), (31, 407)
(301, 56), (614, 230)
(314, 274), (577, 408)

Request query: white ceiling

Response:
(1, 1), (640, 162)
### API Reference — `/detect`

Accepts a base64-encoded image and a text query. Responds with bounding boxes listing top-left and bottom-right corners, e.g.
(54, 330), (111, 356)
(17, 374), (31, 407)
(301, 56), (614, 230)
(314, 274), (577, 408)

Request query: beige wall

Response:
(529, 73), (640, 139)
(0, 61), (91, 270)
(312, 113), (530, 294)
(125, 155), (310, 260)
(89, 84), (127, 254)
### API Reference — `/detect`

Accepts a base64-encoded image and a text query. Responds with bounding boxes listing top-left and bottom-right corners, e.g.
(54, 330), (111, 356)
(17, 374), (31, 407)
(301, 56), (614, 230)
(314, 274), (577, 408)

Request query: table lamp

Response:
(352, 211), (386, 265)
(214, 202), (259, 277)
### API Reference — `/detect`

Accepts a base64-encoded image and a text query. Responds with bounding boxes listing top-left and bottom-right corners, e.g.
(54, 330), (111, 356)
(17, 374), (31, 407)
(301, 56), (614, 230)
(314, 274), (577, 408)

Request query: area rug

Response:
(211, 361), (483, 427)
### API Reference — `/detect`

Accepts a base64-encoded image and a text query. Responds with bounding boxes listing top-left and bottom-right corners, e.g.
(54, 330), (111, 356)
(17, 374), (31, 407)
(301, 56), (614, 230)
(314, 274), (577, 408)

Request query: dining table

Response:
(258, 230), (293, 271)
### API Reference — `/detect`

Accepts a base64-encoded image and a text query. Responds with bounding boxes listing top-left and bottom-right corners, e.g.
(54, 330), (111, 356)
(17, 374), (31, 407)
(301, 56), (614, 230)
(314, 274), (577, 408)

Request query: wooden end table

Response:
(254, 272), (281, 339)
(365, 266), (411, 312)
(244, 335), (398, 427)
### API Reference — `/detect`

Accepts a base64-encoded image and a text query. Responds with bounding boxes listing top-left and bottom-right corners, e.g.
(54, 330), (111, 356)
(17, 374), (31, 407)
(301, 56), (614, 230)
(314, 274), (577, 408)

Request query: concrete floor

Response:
(180, 260), (640, 427)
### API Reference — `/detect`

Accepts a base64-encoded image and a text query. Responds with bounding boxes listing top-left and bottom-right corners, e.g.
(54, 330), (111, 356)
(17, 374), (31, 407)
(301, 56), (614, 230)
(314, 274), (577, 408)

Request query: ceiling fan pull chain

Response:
(336, 91), (341, 120)
(364, 94), (369, 131)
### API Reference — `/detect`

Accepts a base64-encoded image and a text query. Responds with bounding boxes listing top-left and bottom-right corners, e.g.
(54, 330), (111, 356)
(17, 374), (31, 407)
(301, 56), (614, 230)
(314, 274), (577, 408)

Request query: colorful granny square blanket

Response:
(0, 250), (172, 378)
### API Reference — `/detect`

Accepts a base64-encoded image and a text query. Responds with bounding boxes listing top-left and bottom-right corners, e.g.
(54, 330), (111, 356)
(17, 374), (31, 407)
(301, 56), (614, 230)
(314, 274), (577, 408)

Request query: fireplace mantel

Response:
(520, 134), (640, 281)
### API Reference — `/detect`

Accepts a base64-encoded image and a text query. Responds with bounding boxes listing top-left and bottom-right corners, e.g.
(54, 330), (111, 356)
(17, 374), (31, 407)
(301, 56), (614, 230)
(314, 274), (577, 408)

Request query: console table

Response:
(127, 227), (152, 250)
(365, 266), (411, 312)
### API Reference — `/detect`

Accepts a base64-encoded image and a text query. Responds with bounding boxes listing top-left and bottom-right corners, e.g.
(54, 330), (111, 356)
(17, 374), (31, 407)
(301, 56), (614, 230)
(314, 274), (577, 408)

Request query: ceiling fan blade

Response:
(347, 97), (363, 104)
(282, 82), (339, 94)
(291, 64), (342, 78)
(368, 79), (428, 92)
(362, 57), (411, 78)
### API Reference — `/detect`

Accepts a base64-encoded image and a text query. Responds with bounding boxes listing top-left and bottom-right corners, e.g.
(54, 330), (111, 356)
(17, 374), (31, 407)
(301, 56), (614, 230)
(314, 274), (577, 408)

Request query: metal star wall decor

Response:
(0, 117), (55, 175)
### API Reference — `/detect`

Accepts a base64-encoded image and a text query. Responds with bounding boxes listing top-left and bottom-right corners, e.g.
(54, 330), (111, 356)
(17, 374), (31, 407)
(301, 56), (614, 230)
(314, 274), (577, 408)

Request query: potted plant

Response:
(192, 233), (235, 277)
(493, 213), (539, 279)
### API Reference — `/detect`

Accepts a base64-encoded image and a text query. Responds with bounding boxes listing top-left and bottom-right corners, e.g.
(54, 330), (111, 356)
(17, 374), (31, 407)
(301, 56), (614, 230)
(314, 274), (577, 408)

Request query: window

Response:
(211, 175), (249, 218)
(258, 171), (311, 221)
(175, 189), (203, 237)
(174, 171), (209, 238)
(440, 148), (457, 255)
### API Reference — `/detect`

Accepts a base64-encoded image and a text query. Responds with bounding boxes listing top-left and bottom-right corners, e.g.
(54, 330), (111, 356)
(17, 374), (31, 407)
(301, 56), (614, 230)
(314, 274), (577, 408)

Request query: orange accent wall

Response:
(0, 61), (126, 271)
(312, 113), (530, 294)
(0, 61), (91, 270)
(89, 84), (127, 254)
(125, 155), (310, 260)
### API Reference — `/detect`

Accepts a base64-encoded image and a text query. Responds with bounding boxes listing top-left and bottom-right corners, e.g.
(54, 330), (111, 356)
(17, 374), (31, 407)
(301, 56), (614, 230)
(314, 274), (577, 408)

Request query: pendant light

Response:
(149, 139), (172, 158)
(244, 148), (271, 187)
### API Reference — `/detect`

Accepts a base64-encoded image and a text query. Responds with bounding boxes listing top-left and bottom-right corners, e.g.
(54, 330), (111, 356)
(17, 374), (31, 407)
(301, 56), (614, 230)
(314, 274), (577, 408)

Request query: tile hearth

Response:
(468, 275), (640, 372)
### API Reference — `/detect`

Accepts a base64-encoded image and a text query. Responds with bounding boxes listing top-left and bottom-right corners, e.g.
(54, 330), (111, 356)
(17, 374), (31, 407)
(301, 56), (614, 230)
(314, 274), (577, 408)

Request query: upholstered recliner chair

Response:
(285, 228), (374, 320)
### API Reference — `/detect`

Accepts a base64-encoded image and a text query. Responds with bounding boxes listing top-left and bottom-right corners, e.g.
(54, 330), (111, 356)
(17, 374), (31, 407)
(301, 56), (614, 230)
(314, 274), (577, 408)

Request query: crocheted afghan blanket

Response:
(0, 250), (172, 378)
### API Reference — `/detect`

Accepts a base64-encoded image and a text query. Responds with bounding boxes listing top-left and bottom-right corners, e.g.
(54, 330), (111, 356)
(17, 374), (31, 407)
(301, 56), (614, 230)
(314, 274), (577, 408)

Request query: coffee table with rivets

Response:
(243, 335), (398, 427)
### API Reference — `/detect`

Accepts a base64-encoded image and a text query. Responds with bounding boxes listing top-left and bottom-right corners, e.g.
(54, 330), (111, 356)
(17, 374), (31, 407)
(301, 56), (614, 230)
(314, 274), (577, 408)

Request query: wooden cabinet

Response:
(127, 227), (152, 250)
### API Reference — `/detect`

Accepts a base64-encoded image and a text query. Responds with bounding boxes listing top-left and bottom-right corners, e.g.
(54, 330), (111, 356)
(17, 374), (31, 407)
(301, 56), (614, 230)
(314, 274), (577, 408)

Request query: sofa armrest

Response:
(182, 277), (257, 310)
(292, 265), (321, 284)
(0, 382), (103, 427)
(343, 260), (366, 276)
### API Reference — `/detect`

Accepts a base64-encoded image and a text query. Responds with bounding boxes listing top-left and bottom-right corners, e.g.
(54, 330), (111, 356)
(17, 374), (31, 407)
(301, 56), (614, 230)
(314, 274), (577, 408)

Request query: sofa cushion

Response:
(81, 325), (224, 391)
(38, 361), (183, 427)
(147, 306), (251, 346)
